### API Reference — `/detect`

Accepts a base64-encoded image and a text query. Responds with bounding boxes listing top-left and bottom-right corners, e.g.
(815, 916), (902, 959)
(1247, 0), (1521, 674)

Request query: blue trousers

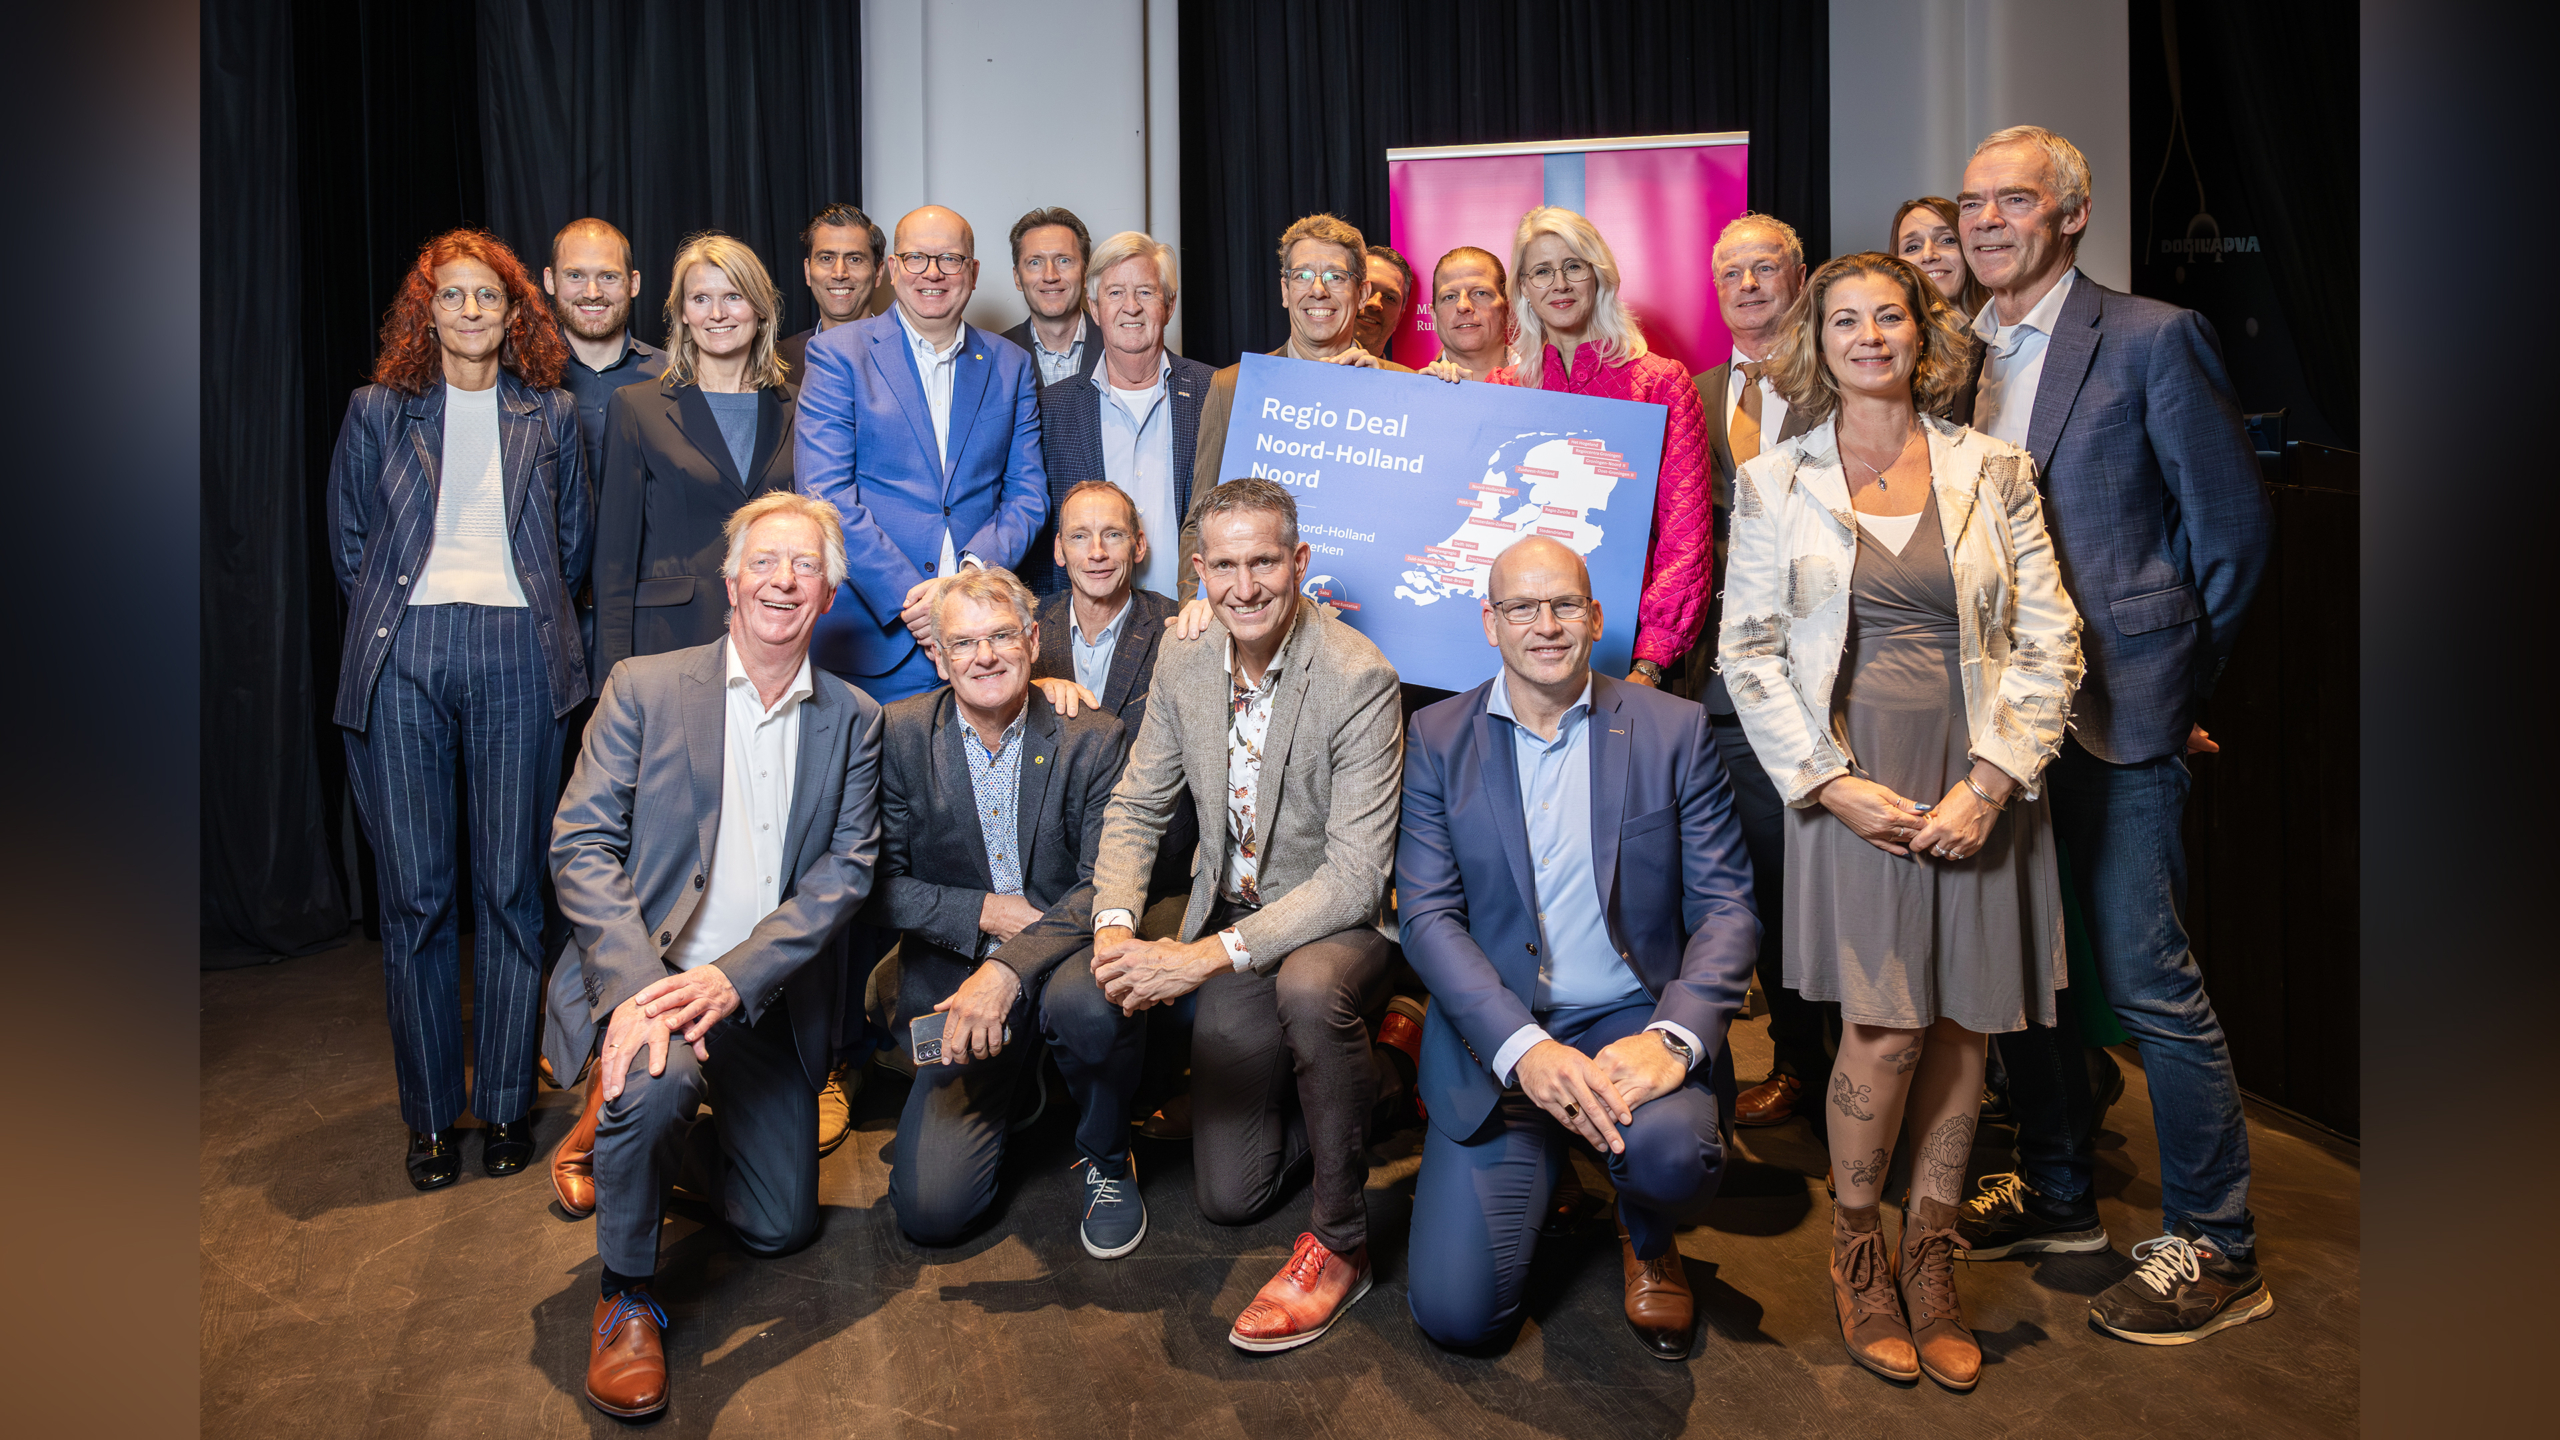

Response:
(888, 946), (1146, 1247)
(1407, 1000), (1728, 1350)
(591, 995), (820, 1277)
(820, 635), (944, 706)
(2024, 738), (2257, 1256)
(343, 603), (561, 1135)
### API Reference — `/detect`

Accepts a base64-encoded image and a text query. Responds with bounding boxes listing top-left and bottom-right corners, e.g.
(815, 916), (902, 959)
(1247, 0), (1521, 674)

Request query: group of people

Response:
(323, 121), (2271, 1419)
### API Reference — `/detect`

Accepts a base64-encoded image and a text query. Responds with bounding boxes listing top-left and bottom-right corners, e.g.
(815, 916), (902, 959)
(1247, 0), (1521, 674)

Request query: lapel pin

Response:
(1033, 754), (1045, 764)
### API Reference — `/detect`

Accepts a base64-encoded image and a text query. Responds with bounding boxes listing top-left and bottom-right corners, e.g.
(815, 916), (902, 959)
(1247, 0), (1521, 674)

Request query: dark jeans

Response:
(1406, 999), (1727, 1349)
(591, 994), (819, 1278)
(1709, 711), (1838, 1084)
(343, 603), (561, 1135)
(1191, 903), (1391, 1255)
(887, 946), (1145, 1247)
(2016, 738), (2256, 1256)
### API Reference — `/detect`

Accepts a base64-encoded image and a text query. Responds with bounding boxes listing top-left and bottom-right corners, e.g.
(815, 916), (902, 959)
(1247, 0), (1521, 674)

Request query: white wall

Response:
(862, 0), (1183, 350)
(1830, 0), (2129, 291)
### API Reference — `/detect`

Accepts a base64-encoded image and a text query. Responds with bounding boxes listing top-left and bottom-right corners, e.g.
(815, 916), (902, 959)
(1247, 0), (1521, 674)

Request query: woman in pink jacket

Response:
(1488, 207), (1712, 687)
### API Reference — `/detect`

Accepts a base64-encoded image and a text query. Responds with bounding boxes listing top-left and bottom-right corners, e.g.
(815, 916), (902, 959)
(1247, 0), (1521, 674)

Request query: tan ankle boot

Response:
(1898, 1195), (1981, 1390)
(1832, 1201), (1919, 1382)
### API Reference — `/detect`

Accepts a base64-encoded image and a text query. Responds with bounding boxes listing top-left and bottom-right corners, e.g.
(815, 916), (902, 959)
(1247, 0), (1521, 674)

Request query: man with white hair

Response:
(870, 565), (1145, 1256)
(542, 491), (885, 1418)
(1950, 123), (2272, 1348)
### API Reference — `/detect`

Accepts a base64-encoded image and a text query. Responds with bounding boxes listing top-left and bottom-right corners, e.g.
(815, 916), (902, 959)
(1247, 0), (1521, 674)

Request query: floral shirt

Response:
(1221, 637), (1284, 907)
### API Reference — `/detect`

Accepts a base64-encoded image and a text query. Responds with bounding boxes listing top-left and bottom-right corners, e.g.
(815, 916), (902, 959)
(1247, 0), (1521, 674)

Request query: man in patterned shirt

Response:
(869, 567), (1145, 1257)
(1085, 479), (1406, 1351)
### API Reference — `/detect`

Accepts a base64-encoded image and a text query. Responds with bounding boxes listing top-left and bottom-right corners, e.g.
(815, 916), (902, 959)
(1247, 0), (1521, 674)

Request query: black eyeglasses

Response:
(896, 251), (971, 275)
(1489, 595), (1594, 625)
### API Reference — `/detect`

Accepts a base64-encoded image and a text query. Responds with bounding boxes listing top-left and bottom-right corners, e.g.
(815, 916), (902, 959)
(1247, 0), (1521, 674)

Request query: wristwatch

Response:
(1655, 1028), (1695, 1068)
(1632, 659), (1666, 684)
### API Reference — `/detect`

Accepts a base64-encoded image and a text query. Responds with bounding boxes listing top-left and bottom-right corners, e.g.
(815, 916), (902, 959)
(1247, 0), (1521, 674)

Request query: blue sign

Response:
(1216, 352), (1667, 692)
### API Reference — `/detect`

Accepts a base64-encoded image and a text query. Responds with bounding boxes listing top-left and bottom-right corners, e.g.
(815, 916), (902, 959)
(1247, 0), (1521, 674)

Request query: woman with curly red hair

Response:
(326, 228), (592, 1191)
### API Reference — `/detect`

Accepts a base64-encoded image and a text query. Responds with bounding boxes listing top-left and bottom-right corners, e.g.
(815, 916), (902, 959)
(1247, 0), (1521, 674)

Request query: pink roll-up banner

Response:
(1386, 132), (1751, 376)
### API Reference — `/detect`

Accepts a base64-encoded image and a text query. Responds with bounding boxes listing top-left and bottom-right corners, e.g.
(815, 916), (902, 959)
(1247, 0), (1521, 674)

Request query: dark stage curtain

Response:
(474, 0), (864, 343)
(1176, 0), (1829, 366)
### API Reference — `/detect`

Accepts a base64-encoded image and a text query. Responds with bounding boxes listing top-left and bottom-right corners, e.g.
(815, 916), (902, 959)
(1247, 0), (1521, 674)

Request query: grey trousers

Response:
(1191, 910), (1391, 1255)
(591, 994), (819, 1278)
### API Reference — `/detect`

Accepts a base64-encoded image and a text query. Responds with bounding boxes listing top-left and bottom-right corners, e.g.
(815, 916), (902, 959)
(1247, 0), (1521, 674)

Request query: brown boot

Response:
(585, 1287), (669, 1417)
(551, 1073), (607, 1218)
(1832, 1202), (1919, 1382)
(1898, 1196), (1981, 1390)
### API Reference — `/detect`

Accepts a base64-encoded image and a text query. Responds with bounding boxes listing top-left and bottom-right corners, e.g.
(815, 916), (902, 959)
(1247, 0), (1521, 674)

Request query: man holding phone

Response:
(870, 566), (1145, 1257)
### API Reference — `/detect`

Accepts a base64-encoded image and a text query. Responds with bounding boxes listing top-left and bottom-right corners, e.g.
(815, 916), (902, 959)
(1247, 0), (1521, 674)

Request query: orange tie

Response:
(1732, 361), (1766, 464)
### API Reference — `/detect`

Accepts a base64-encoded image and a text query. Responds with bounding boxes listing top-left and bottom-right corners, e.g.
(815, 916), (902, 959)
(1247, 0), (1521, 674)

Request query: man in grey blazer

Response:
(542, 493), (884, 1419)
(1681, 212), (1834, 1133)
(1950, 125), (2273, 1348)
(1085, 478), (1404, 1352)
(871, 566), (1144, 1258)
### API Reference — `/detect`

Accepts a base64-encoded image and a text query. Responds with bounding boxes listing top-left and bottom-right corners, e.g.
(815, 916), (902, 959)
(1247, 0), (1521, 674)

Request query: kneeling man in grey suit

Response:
(544, 491), (885, 1419)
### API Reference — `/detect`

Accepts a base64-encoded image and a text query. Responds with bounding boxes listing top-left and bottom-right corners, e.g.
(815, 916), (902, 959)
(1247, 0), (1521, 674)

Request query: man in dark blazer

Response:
(542, 494), (884, 1419)
(776, 202), (886, 385)
(793, 204), (1049, 704)
(1023, 231), (1211, 598)
(1680, 212), (1832, 1133)
(1398, 536), (1759, 1361)
(997, 206), (1105, 389)
(1951, 125), (2273, 1348)
(870, 567), (1143, 1257)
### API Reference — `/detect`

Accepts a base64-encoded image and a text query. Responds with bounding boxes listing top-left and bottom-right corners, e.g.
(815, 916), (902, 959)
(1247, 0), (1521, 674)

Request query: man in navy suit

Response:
(1397, 536), (1759, 1361)
(794, 203), (1049, 704)
(1951, 125), (2274, 1347)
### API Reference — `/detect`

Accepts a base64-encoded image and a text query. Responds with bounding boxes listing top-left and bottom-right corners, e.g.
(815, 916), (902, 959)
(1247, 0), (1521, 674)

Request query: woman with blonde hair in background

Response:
(1719, 251), (2081, 1391)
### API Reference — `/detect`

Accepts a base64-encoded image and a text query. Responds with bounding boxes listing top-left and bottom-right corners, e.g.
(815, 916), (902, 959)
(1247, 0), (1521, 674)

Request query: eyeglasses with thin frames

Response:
(896, 251), (971, 275)
(1489, 595), (1594, 626)
(435, 285), (506, 312)
(938, 627), (1026, 658)
(1522, 259), (1592, 290)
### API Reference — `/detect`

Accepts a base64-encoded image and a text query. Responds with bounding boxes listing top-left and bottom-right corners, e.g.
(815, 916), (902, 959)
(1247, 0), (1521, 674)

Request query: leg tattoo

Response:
(1844, 1146), (1888, 1188)
(1830, 1073), (1876, 1122)
(1919, 1113), (1978, 1198)
(1882, 1044), (1922, 1075)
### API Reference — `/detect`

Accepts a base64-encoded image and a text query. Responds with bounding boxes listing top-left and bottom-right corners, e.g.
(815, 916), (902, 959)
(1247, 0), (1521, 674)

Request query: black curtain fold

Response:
(474, 0), (863, 342)
(1177, 0), (1829, 366)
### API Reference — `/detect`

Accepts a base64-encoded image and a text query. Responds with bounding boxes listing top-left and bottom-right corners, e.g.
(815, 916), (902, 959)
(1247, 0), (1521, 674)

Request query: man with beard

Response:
(778, 203), (887, 383)
(546, 218), (666, 471)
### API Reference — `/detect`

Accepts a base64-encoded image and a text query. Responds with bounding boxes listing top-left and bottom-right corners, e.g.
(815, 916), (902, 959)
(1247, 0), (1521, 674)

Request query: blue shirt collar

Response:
(1486, 669), (1594, 739)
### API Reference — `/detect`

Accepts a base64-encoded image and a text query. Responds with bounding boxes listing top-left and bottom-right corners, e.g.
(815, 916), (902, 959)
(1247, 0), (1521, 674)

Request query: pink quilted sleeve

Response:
(1632, 357), (1712, 665)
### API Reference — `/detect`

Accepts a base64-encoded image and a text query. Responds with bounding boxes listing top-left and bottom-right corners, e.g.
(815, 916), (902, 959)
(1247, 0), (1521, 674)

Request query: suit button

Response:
(659, 931), (672, 946)
(694, 874), (705, 890)
(396, 575), (408, 585)
(943, 505), (953, 516)
(1526, 942), (1538, 955)
(376, 627), (389, 638)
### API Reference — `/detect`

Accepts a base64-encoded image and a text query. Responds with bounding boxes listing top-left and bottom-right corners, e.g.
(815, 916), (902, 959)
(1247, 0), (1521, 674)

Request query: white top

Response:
(896, 306), (968, 577)
(411, 384), (529, 607)
(667, 640), (815, 971)
(1970, 268), (2079, 449)
(1724, 344), (1791, 453)
(1856, 509), (1924, 555)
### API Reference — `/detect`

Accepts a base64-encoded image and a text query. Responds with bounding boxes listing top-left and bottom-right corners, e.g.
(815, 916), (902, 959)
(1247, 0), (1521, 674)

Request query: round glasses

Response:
(896, 251), (971, 275)
(1522, 259), (1592, 290)
(434, 285), (506, 312)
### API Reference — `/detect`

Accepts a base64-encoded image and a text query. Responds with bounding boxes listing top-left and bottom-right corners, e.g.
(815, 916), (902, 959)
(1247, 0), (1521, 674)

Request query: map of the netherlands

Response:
(1393, 430), (1635, 608)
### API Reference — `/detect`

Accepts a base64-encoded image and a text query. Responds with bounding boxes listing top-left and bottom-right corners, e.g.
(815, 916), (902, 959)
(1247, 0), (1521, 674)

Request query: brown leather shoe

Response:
(1734, 1074), (1805, 1127)
(1898, 1196), (1981, 1390)
(1229, 1233), (1373, 1351)
(1832, 1202), (1920, 1383)
(585, 1288), (669, 1418)
(1139, 1091), (1193, 1141)
(551, 1073), (607, 1218)
(817, 1059), (860, 1157)
(1619, 1230), (1696, 1361)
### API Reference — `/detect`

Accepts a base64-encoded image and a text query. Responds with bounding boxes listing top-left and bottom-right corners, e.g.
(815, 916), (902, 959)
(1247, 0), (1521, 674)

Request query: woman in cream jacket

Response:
(1717, 252), (2081, 1392)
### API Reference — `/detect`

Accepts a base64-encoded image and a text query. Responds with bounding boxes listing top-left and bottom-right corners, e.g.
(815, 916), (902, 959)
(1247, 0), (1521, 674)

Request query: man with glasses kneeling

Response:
(1397, 537), (1757, 1361)
(872, 567), (1145, 1256)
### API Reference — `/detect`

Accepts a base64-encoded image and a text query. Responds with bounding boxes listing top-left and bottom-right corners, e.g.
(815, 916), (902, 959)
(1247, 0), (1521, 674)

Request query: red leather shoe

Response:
(1229, 1233), (1373, 1352)
(585, 1288), (669, 1418)
(1377, 996), (1427, 1121)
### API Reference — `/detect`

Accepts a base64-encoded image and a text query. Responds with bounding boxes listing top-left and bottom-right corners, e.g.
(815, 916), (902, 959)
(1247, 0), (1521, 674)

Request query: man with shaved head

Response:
(1396, 535), (1759, 1360)
(794, 203), (1050, 705)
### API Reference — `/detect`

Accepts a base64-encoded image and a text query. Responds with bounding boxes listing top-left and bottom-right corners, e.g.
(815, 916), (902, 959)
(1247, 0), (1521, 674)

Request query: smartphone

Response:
(910, 1012), (1010, 1066)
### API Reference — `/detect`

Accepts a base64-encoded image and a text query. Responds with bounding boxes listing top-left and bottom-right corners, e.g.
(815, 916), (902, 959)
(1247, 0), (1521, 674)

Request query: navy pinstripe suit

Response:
(1020, 353), (1212, 596)
(327, 373), (593, 1135)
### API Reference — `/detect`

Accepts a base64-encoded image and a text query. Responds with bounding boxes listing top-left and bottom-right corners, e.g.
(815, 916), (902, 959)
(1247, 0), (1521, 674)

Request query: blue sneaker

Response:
(1074, 1153), (1146, 1259)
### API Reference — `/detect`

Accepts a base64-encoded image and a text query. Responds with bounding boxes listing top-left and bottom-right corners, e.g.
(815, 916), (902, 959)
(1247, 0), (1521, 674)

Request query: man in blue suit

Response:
(1397, 536), (1759, 1361)
(794, 203), (1049, 703)
(1952, 125), (2274, 1347)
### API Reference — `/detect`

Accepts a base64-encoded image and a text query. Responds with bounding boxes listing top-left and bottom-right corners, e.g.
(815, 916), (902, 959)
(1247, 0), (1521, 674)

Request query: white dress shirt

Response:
(1723, 345), (1791, 455)
(1970, 267), (2079, 449)
(895, 306), (970, 577)
(411, 383), (529, 608)
(1094, 354), (1183, 599)
(1029, 315), (1090, 387)
(667, 640), (813, 970)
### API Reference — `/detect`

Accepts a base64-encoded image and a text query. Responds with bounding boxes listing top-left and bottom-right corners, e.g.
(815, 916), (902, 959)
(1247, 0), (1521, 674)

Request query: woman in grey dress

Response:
(1719, 253), (2082, 1391)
